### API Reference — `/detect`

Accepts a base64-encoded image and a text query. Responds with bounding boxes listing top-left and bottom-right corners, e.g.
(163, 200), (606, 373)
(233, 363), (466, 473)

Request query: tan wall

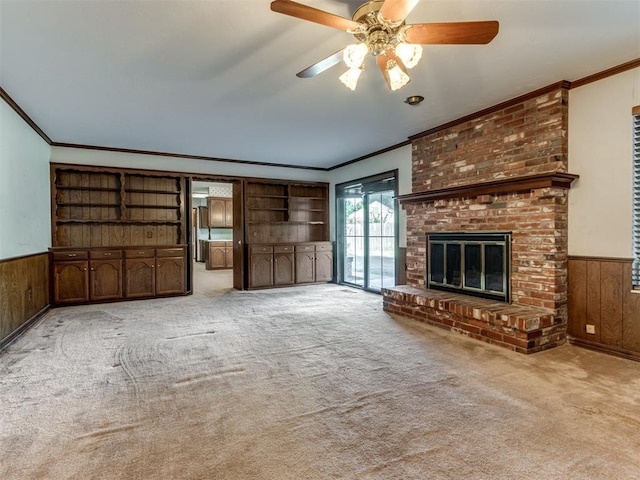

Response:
(568, 67), (640, 257)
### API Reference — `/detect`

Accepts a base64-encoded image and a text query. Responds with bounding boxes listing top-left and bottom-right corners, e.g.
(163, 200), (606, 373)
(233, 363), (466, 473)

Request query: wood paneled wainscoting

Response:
(568, 256), (640, 360)
(0, 253), (50, 350)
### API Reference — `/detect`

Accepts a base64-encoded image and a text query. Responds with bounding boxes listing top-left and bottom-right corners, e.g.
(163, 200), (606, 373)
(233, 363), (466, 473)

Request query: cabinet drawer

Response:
(295, 244), (315, 252)
(156, 247), (185, 257)
(315, 243), (333, 252)
(89, 250), (122, 259)
(208, 242), (226, 247)
(250, 245), (273, 254)
(125, 249), (155, 258)
(52, 251), (88, 261)
(274, 245), (294, 253)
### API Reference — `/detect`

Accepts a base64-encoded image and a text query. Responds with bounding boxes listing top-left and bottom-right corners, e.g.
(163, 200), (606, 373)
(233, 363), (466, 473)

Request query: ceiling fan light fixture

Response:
(386, 60), (410, 91)
(395, 42), (423, 69)
(339, 67), (363, 91)
(343, 43), (369, 69)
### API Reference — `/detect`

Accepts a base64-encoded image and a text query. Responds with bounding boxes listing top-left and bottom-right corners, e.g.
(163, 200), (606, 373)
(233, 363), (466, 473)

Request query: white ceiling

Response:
(1, 1), (639, 170)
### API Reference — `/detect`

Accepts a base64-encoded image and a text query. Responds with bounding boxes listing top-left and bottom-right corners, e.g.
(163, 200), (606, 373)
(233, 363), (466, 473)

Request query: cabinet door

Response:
(198, 206), (209, 228)
(315, 249), (333, 282)
(124, 258), (155, 298)
(249, 253), (273, 288)
(90, 259), (123, 301)
(295, 252), (315, 284)
(208, 245), (226, 269)
(224, 243), (233, 268)
(156, 256), (185, 295)
(208, 198), (226, 227)
(54, 261), (89, 304)
(274, 253), (295, 285)
(224, 198), (233, 227)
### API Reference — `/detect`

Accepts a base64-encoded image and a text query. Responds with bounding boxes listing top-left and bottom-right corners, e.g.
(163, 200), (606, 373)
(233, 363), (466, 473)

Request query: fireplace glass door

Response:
(427, 232), (510, 302)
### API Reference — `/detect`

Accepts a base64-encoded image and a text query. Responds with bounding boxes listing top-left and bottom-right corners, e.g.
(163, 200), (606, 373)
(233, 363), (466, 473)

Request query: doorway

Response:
(191, 180), (236, 295)
(336, 171), (398, 293)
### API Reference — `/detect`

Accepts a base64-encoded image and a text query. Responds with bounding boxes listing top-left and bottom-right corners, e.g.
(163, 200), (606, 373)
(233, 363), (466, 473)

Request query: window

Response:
(633, 107), (640, 287)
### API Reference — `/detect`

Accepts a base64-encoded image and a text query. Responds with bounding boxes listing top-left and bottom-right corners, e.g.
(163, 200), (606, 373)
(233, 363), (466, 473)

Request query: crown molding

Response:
(0, 86), (51, 144)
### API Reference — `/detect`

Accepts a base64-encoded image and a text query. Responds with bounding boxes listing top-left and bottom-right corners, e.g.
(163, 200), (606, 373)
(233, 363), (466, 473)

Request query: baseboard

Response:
(568, 337), (640, 362)
(0, 305), (51, 353)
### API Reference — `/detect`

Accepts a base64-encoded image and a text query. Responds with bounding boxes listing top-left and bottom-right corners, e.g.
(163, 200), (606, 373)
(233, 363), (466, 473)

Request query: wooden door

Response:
(249, 254), (273, 288)
(315, 249), (333, 282)
(207, 243), (226, 269)
(124, 258), (155, 298)
(208, 198), (226, 227)
(224, 198), (233, 227)
(156, 256), (185, 295)
(295, 252), (315, 284)
(274, 252), (295, 285)
(90, 259), (122, 301)
(224, 243), (233, 268)
(53, 261), (89, 304)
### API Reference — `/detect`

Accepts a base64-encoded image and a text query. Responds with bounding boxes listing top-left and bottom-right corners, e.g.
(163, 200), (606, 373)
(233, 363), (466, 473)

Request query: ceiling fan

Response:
(270, 0), (499, 91)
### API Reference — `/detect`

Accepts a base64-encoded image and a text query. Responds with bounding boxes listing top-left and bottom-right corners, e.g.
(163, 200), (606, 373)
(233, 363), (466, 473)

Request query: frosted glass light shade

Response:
(339, 67), (363, 91)
(343, 43), (369, 69)
(395, 43), (422, 69)
(386, 60), (410, 91)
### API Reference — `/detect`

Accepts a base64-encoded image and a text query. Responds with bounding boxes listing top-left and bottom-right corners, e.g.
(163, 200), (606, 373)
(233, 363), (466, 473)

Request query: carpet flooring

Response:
(1, 283), (640, 479)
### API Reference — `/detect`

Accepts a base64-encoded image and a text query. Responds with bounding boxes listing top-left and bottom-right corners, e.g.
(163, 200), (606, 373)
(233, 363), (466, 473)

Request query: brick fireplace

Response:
(382, 84), (578, 354)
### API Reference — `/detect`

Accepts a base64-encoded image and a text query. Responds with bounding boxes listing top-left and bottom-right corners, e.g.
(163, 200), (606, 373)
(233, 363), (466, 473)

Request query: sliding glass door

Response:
(337, 172), (397, 293)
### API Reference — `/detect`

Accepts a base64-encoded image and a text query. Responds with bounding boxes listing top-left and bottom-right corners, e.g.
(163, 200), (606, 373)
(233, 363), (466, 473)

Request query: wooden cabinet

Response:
(124, 249), (156, 298)
(89, 250), (123, 301)
(198, 206), (209, 228)
(206, 241), (233, 270)
(53, 249), (124, 304)
(249, 246), (274, 289)
(274, 246), (295, 285)
(248, 243), (332, 289)
(208, 197), (233, 228)
(51, 246), (185, 304)
(315, 244), (334, 282)
(53, 251), (90, 304)
(295, 245), (315, 284)
(50, 164), (187, 304)
(245, 181), (328, 245)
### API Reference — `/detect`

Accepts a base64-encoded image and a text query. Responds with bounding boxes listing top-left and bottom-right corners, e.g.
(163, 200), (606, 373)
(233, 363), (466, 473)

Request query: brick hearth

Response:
(383, 85), (578, 354)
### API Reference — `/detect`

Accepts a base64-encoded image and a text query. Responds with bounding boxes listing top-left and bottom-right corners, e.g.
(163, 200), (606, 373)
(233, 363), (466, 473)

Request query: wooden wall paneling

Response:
(622, 262), (640, 351)
(0, 253), (50, 345)
(567, 259), (587, 339)
(600, 262), (624, 347)
(586, 260), (602, 343)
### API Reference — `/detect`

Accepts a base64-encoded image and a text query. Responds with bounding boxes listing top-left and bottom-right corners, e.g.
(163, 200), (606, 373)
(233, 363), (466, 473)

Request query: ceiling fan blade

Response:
(404, 21), (499, 44)
(379, 0), (420, 25)
(296, 49), (345, 78)
(271, 0), (363, 32)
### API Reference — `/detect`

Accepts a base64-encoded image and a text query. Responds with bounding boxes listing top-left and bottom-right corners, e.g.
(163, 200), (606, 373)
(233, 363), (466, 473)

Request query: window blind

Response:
(633, 112), (640, 286)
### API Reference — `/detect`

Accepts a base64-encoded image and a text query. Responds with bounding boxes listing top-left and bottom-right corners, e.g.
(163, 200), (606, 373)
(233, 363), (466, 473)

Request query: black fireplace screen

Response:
(427, 232), (511, 302)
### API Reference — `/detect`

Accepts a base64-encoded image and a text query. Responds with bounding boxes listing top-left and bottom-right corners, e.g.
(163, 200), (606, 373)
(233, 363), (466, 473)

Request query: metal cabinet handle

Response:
(83, 267), (87, 271)
(90, 268), (95, 271)
(68, 253), (77, 257)
(104, 252), (112, 256)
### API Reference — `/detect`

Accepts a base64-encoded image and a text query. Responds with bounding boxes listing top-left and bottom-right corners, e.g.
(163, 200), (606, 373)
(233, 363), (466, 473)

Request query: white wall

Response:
(51, 146), (329, 183)
(0, 98), (51, 259)
(568, 67), (640, 258)
(329, 144), (412, 247)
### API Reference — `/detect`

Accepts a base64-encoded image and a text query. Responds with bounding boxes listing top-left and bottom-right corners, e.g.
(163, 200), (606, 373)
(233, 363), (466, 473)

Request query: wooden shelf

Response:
(247, 195), (288, 199)
(125, 204), (180, 209)
(56, 186), (120, 192)
(124, 189), (180, 194)
(57, 203), (119, 208)
(56, 219), (181, 225)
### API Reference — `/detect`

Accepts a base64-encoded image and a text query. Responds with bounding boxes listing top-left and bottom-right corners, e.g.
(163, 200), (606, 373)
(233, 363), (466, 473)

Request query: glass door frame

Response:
(335, 170), (399, 293)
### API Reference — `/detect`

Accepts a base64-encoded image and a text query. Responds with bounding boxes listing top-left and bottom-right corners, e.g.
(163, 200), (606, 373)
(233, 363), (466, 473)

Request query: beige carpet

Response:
(1, 282), (640, 479)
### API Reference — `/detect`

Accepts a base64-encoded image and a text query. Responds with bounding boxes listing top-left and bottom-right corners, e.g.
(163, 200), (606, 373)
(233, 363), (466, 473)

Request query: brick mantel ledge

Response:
(397, 172), (578, 205)
(382, 286), (566, 354)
